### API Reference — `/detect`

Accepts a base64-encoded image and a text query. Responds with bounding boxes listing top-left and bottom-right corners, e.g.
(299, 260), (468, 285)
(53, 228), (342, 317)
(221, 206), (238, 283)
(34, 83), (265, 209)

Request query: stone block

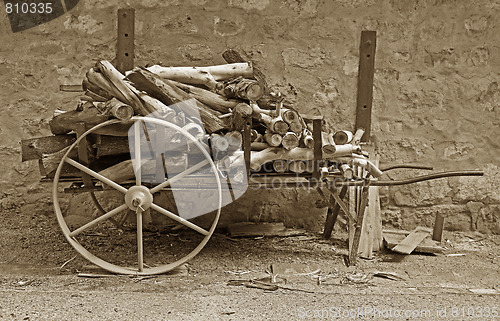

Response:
(228, 0), (270, 11)
(464, 15), (488, 34)
(452, 164), (500, 203)
(398, 204), (471, 232)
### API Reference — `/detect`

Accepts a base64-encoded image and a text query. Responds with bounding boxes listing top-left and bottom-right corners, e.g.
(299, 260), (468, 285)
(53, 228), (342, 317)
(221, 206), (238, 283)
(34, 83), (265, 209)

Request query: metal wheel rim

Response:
(53, 116), (222, 275)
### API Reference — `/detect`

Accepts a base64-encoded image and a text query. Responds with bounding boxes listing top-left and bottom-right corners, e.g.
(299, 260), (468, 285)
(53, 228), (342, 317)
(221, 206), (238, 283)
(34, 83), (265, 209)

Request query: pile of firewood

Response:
(46, 55), (381, 179)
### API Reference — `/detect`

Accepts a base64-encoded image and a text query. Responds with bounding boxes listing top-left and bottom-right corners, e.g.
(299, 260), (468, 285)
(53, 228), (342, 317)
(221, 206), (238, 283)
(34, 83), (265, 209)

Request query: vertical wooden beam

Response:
(75, 122), (93, 188)
(354, 31), (376, 142)
(243, 118), (252, 178)
(312, 117), (323, 181)
(433, 213), (444, 242)
(348, 180), (371, 266)
(116, 8), (135, 73)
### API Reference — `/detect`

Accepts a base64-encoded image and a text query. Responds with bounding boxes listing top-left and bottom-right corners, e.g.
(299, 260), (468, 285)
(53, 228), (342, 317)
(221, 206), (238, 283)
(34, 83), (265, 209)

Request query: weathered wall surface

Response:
(1, 0), (498, 233)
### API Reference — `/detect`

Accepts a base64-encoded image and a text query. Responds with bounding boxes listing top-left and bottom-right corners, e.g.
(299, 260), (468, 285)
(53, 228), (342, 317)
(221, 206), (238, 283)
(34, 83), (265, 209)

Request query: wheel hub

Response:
(125, 186), (153, 211)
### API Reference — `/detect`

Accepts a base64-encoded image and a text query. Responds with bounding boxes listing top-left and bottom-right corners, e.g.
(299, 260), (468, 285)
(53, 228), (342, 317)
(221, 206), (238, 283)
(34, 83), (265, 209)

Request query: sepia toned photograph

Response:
(0, 0), (498, 319)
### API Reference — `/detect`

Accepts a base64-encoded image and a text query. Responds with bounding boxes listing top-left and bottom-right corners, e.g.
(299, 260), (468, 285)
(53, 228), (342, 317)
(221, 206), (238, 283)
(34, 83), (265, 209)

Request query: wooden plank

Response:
(354, 30), (377, 142)
(21, 134), (76, 161)
(359, 149), (382, 255)
(348, 182), (370, 265)
(322, 185), (348, 239)
(433, 213), (444, 242)
(383, 231), (443, 254)
(116, 8), (135, 73)
(390, 226), (432, 254)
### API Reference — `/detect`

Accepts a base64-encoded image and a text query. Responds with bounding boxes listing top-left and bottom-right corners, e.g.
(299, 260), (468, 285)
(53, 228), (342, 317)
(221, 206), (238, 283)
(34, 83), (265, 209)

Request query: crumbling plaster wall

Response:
(1, 0), (498, 233)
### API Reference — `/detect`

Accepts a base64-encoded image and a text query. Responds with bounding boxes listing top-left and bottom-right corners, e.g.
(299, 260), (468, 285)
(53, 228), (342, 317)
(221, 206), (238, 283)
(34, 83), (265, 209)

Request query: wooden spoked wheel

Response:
(53, 116), (222, 275)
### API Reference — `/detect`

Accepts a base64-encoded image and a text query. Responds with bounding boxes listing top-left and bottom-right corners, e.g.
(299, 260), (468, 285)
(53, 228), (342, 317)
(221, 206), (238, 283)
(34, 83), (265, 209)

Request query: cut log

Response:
(353, 128), (365, 145)
(288, 160), (306, 173)
(269, 116), (289, 135)
(222, 49), (278, 110)
(249, 101), (272, 117)
(218, 77), (264, 101)
(231, 103), (253, 131)
(264, 131), (282, 147)
(82, 77), (112, 100)
(211, 134), (229, 152)
(249, 146), (357, 171)
(304, 160), (315, 173)
(288, 121), (303, 134)
(98, 159), (135, 183)
(302, 129), (314, 149)
(281, 132), (299, 150)
(272, 160), (288, 173)
(281, 108), (299, 124)
(49, 107), (110, 135)
(126, 67), (186, 108)
(86, 68), (129, 104)
(333, 130), (353, 145)
(352, 157), (383, 178)
(95, 135), (129, 158)
(126, 68), (225, 133)
(21, 134), (76, 162)
(136, 92), (176, 117)
(172, 80), (239, 113)
(96, 60), (149, 116)
(226, 131), (243, 149)
(340, 163), (354, 179)
(146, 63), (254, 88)
(103, 98), (134, 120)
(321, 132), (336, 154)
(250, 142), (269, 151)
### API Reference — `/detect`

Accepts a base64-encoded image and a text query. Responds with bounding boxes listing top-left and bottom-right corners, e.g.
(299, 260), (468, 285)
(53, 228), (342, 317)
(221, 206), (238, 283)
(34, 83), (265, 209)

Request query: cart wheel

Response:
(53, 116), (222, 275)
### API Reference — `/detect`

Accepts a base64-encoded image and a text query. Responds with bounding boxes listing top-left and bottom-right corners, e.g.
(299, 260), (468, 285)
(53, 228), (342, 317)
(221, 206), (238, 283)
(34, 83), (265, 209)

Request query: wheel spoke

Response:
(134, 121), (142, 186)
(150, 203), (209, 236)
(150, 159), (209, 194)
(65, 158), (128, 194)
(69, 203), (129, 237)
(137, 209), (144, 272)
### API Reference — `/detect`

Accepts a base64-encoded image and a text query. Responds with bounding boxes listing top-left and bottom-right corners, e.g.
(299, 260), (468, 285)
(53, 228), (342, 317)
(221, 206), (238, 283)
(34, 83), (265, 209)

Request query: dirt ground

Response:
(0, 207), (499, 321)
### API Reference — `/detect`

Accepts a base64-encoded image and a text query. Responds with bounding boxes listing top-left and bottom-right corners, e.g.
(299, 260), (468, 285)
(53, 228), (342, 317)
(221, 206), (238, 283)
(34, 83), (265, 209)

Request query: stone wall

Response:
(1, 0), (498, 233)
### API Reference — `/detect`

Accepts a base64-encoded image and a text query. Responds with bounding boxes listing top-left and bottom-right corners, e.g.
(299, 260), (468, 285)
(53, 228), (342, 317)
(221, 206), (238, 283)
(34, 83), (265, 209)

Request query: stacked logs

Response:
(39, 56), (380, 179)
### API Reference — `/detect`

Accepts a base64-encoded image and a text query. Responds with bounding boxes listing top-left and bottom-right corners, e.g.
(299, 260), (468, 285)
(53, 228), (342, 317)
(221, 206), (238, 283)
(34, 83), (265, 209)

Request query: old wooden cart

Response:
(21, 114), (483, 276)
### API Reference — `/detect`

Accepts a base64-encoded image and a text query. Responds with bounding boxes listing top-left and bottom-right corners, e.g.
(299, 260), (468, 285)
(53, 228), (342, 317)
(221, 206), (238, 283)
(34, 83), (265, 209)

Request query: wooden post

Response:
(433, 213), (444, 242)
(116, 8), (135, 73)
(322, 185), (348, 239)
(354, 31), (376, 142)
(312, 117), (323, 181)
(243, 117), (252, 178)
(75, 122), (94, 188)
(359, 148), (383, 258)
(349, 180), (371, 266)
